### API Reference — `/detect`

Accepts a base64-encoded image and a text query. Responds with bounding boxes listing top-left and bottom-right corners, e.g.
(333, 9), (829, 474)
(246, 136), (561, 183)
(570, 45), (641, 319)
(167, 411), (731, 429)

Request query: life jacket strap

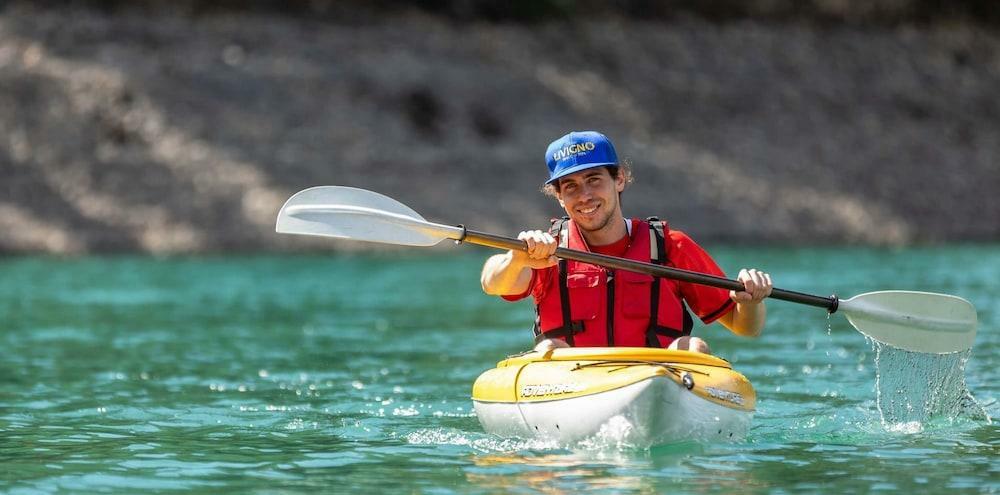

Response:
(536, 217), (583, 346)
(533, 321), (586, 344)
(644, 316), (695, 346)
(644, 217), (694, 348)
(647, 217), (665, 347)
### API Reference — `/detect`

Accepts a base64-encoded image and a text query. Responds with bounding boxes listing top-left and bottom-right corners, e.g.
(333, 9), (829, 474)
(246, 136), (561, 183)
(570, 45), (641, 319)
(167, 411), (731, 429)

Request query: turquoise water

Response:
(1, 246), (997, 493)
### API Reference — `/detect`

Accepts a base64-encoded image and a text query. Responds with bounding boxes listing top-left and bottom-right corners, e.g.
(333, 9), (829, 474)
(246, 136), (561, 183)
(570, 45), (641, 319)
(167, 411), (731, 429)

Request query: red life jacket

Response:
(534, 218), (694, 348)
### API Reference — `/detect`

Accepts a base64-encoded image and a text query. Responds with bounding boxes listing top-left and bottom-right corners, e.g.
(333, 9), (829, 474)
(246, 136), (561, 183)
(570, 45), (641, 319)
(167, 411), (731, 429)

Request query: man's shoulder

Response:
(660, 227), (710, 263)
(666, 228), (694, 243)
(635, 218), (695, 246)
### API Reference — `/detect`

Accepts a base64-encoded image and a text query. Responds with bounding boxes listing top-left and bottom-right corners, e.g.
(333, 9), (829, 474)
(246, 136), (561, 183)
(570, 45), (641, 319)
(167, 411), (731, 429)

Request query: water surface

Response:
(1, 245), (997, 493)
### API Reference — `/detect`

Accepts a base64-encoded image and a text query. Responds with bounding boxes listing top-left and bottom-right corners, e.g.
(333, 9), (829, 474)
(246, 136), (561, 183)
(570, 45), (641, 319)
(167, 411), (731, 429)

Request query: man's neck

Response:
(581, 217), (629, 247)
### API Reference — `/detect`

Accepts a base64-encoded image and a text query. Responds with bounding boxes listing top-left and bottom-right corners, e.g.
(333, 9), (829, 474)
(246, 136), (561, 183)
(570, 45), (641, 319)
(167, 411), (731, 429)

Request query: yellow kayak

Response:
(471, 347), (755, 447)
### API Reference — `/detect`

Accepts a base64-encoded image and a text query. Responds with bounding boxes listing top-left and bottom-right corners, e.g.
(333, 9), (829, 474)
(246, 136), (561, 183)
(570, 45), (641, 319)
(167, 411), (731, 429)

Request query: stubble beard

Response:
(574, 195), (620, 235)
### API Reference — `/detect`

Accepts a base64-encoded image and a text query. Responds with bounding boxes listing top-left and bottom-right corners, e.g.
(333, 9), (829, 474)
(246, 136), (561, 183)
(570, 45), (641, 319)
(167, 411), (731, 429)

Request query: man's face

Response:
(555, 167), (626, 234)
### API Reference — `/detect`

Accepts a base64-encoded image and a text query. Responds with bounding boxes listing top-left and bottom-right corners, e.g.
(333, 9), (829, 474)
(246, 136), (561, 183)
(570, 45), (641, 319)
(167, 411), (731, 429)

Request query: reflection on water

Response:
(465, 442), (772, 494)
(468, 452), (643, 494)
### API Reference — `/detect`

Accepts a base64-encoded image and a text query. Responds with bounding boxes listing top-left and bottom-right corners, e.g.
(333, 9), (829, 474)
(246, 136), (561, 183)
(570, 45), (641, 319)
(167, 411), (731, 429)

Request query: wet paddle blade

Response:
(838, 291), (977, 354)
(275, 186), (463, 246)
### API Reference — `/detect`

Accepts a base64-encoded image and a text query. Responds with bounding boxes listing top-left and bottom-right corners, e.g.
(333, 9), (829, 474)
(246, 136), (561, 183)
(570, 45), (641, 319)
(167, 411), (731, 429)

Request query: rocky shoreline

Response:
(1, 5), (998, 253)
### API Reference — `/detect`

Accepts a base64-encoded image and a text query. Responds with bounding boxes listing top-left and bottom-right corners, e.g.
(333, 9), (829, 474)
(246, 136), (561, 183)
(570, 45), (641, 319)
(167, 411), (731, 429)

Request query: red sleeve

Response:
(667, 230), (735, 324)
(500, 266), (555, 302)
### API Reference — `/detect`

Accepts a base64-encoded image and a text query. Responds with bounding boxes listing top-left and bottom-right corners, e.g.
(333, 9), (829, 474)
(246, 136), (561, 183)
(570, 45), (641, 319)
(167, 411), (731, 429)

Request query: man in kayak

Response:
(480, 130), (772, 353)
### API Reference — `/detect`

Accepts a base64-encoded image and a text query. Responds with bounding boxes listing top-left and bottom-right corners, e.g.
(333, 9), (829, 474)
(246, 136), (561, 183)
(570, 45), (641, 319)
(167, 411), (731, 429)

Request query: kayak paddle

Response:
(275, 186), (978, 354)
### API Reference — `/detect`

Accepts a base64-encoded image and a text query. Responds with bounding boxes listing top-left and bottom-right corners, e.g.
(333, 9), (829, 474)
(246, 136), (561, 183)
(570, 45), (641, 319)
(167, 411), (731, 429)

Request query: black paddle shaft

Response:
(460, 229), (840, 313)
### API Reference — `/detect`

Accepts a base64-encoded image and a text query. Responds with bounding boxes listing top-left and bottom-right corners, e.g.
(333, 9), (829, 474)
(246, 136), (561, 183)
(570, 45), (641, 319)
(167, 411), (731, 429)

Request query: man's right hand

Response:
(513, 230), (559, 269)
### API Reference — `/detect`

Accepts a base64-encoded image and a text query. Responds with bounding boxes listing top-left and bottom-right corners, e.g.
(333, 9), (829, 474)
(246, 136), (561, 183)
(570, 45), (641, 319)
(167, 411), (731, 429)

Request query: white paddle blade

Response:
(276, 186), (462, 247)
(839, 291), (977, 354)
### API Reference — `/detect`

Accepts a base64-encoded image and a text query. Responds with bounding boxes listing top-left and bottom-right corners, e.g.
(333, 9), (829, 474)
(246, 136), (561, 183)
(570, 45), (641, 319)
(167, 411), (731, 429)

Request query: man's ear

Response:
(615, 171), (626, 192)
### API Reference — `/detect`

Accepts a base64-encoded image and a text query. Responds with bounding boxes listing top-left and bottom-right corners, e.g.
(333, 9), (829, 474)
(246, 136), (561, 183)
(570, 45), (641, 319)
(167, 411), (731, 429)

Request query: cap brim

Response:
(545, 162), (618, 184)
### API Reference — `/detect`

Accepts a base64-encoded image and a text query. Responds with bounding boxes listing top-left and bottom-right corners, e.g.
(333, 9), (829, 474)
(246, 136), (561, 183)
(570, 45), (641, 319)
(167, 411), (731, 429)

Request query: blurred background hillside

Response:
(1, 0), (998, 254)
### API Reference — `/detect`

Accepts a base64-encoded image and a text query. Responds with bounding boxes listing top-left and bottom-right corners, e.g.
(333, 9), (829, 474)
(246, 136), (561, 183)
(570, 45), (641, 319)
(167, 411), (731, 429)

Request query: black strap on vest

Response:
(532, 217), (583, 345)
(645, 217), (694, 347)
(535, 217), (693, 347)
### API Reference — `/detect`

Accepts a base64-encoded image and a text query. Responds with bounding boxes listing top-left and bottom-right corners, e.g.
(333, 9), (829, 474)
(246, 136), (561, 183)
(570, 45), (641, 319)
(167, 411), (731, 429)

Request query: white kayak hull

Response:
(474, 375), (751, 446)
(471, 347), (756, 447)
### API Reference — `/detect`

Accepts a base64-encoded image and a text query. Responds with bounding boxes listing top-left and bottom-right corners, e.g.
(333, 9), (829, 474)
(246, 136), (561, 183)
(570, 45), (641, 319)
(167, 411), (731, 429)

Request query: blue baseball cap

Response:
(544, 131), (619, 185)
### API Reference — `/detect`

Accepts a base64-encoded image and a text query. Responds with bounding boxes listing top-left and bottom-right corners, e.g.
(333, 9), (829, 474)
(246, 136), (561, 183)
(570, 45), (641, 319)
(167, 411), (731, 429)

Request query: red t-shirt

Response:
(504, 222), (734, 325)
(590, 232), (631, 258)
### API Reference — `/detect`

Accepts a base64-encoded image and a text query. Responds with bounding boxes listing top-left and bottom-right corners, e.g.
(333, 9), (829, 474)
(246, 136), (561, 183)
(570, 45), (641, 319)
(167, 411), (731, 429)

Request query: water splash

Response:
(870, 340), (990, 430)
(575, 415), (639, 450)
(404, 428), (560, 453)
(407, 417), (653, 454)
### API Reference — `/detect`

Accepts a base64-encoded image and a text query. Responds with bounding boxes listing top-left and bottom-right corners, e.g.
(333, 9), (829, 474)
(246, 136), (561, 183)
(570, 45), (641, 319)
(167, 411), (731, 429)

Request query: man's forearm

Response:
(721, 302), (766, 337)
(481, 251), (532, 296)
